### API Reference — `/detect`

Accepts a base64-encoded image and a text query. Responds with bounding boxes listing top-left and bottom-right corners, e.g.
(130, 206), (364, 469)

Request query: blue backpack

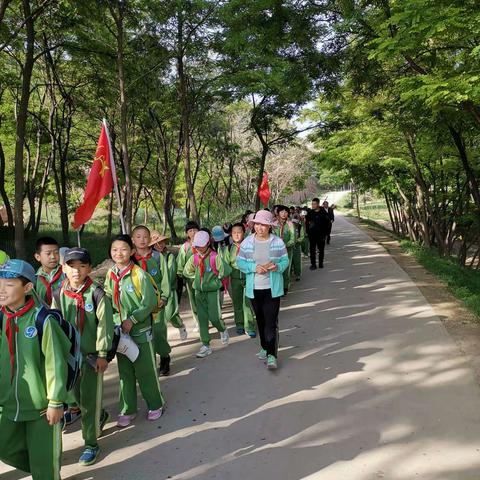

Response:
(0, 305), (82, 391)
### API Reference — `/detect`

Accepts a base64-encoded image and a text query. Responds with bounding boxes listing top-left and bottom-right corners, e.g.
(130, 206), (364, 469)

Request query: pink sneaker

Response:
(116, 414), (136, 428)
(147, 407), (163, 421)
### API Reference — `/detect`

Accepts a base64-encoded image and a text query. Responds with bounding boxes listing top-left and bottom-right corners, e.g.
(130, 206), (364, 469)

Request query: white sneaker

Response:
(193, 325), (199, 333)
(179, 327), (188, 341)
(220, 329), (229, 345)
(196, 345), (212, 358)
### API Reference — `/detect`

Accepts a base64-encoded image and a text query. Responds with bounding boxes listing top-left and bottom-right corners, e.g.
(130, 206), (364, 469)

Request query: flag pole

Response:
(77, 229), (82, 248)
(103, 118), (126, 234)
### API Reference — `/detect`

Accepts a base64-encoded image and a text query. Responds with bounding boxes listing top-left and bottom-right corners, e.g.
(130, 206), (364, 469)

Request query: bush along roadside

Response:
(400, 240), (480, 319)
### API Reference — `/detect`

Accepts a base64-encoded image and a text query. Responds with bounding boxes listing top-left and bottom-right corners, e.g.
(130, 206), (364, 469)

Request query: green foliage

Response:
(401, 240), (480, 319)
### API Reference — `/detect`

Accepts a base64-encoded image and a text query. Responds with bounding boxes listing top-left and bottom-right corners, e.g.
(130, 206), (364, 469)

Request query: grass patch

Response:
(400, 240), (480, 319)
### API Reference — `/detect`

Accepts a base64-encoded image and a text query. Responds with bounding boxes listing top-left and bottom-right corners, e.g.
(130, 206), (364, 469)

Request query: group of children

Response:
(0, 204), (310, 479)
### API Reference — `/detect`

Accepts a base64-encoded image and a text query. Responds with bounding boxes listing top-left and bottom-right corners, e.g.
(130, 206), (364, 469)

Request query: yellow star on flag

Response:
(95, 153), (110, 178)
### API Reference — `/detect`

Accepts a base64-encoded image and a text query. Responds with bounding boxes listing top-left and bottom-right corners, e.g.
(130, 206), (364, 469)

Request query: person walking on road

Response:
(306, 197), (331, 270)
(323, 200), (335, 245)
(237, 210), (289, 370)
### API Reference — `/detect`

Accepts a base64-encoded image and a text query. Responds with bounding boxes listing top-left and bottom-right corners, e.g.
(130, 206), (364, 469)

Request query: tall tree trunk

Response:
(110, 1), (132, 232)
(14, 0), (35, 258)
(176, 12), (198, 223)
(0, 140), (14, 227)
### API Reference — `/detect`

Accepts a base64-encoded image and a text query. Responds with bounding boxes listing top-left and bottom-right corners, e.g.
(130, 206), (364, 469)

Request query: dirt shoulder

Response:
(345, 215), (480, 385)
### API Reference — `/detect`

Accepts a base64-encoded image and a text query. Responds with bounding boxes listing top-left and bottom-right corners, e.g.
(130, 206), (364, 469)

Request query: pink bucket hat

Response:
(252, 210), (275, 226)
(193, 230), (211, 248)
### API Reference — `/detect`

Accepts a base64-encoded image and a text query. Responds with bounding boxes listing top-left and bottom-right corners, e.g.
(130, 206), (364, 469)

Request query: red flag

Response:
(258, 172), (271, 207)
(72, 123), (114, 229)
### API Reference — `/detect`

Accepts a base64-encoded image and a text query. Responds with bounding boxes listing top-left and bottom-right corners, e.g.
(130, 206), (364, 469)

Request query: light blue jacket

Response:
(236, 234), (289, 299)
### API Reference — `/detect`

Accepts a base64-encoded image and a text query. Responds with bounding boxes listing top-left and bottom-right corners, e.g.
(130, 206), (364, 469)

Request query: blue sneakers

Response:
(79, 445), (100, 466)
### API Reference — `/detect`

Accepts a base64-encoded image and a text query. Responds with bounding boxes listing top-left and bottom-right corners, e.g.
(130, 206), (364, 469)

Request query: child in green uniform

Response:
(51, 248), (114, 466)
(104, 234), (165, 428)
(34, 237), (80, 426)
(273, 206), (295, 295)
(149, 230), (188, 343)
(227, 223), (256, 337)
(131, 225), (171, 376)
(34, 237), (65, 306)
(212, 225), (230, 308)
(291, 215), (305, 282)
(183, 230), (231, 358)
(0, 249), (9, 265)
(0, 259), (70, 480)
(177, 221), (200, 330)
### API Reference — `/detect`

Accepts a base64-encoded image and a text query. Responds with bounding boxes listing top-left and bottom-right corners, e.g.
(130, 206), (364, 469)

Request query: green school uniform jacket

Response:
(104, 264), (157, 344)
(227, 244), (245, 280)
(136, 252), (170, 302)
(0, 299), (70, 421)
(183, 250), (232, 292)
(51, 279), (114, 359)
(273, 221), (295, 249)
(163, 251), (178, 291)
(36, 264), (64, 305)
(176, 241), (194, 276)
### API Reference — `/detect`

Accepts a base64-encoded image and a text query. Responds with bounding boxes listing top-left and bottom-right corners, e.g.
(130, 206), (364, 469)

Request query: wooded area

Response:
(1, 1), (480, 268)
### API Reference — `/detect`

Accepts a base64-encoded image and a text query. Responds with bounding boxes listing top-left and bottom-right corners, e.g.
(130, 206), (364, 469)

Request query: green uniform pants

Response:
(186, 278), (199, 326)
(302, 236), (310, 256)
(0, 413), (62, 480)
(153, 309), (171, 358)
(117, 340), (165, 415)
(195, 290), (225, 345)
(231, 277), (256, 332)
(283, 246), (294, 291)
(165, 291), (184, 329)
(73, 363), (105, 447)
(292, 243), (302, 279)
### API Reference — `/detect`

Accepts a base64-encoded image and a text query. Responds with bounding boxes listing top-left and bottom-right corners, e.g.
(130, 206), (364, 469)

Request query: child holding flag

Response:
(0, 259), (70, 479)
(51, 248), (114, 466)
(183, 231), (231, 358)
(104, 234), (165, 428)
(132, 225), (172, 376)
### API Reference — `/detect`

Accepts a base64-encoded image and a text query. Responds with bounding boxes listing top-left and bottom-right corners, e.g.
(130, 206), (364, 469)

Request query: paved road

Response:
(3, 215), (480, 480)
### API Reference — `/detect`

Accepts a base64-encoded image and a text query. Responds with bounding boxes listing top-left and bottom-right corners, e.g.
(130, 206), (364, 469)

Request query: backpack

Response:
(193, 251), (230, 291)
(131, 264), (163, 314)
(0, 305), (81, 391)
(52, 284), (119, 363)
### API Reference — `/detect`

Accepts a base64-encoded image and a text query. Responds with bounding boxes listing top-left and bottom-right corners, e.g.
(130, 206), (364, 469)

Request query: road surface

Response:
(2, 214), (480, 480)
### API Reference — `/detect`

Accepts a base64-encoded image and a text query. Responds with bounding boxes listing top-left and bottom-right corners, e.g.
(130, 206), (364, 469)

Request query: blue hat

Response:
(0, 259), (36, 284)
(212, 226), (225, 242)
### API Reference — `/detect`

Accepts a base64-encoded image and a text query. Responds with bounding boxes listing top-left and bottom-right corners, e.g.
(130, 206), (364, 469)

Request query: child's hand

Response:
(122, 319), (133, 333)
(96, 357), (108, 373)
(46, 407), (64, 425)
(158, 299), (165, 308)
(266, 262), (278, 271)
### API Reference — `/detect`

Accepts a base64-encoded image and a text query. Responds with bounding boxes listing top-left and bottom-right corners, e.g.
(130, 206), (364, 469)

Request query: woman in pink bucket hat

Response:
(236, 210), (290, 370)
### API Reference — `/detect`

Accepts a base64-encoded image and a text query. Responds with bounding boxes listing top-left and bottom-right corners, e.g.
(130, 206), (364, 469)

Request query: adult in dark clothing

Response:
(306, 197), (331, 269)
(322, 200), (335, 244)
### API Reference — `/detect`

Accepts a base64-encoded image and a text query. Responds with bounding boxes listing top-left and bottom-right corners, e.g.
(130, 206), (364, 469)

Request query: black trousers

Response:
(250, 289), (280, 357)
(176, 275), (184, 303)
(309, 233), (326, 267)
(326, 223), (332, 243)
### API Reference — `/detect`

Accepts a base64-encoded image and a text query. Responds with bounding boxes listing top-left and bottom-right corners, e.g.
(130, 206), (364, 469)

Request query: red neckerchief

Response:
(234, 243), (241, 256)
(279, 220), (285, 238)
(38, 266), (63, 305)
(109, 263), (134, 317)
(62, 278), (93, 335)
(198, 249), (210, 281)
(134, 251), (152, 272)
(1, 297), (35, 383)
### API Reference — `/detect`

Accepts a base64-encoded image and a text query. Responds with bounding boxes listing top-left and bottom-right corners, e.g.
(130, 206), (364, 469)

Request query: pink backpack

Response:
(193, 251), (230, 290)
